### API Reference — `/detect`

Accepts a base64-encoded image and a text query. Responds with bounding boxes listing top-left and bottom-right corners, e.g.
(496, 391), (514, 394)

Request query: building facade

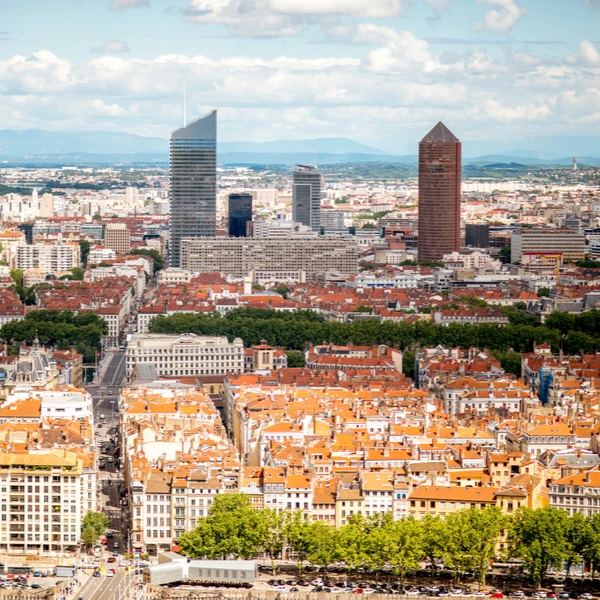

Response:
(465, 224), (490, 248)
(104, 223), (131, 254)
(169, 111), (217, 267)
(418, 122), (461, 262)
(292, 164), (323, 232)
(13, 243), (80, 274)
(228, 193), (252, 238)
(125, 333), (244, 379)
(180, 237), (358, 280)
(511, 230), (586, 264)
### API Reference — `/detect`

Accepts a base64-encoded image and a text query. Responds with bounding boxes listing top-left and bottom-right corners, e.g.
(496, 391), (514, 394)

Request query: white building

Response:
(11, 243), (80, 274)
(125, 333), (245, 380)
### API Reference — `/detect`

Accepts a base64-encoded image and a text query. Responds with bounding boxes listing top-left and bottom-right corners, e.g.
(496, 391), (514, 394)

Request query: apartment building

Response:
(180, 237), (358, 280)
(549, 470), (600, 517)
(104, 223), (131, 254)
(0, 450), (85, 555)
(511, 230), (585, 264)
(12, 243), (80, 274)
(125, 333), (244, 380)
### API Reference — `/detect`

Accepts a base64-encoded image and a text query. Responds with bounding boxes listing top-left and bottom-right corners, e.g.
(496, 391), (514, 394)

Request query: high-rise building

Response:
(292, 164), (323, 231)
(418, 122), (461, 262)
(465, 224), (490, 248)
(228, 193), (252, 237)
(511, 230), (585, 264)
(104, 223), (131, 254)
(169, 111), (217, 268)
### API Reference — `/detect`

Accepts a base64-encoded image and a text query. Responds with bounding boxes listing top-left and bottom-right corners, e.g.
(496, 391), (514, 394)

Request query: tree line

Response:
(178, 496), (600, 589)
(0, 310), (108, 363)
(149, 307), (600, 357)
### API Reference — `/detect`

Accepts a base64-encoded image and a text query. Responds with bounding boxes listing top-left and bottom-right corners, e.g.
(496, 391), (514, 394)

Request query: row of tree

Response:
(149, 307), (600, 356)
(0, 310), (108, 363)
(178, 496), (599, 588)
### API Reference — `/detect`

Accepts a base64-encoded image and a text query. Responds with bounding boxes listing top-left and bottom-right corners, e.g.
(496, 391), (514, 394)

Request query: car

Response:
(107, 531), (114, 538)
(558, 595), (570, 600)
(106, 571), (114, 577)
(33, 573), (41, 577)
(31, 584), (41, 589)
(407, 590), (421, 596)
(578, 595), (593, 600)
(312, 579), (324, 586)
(267, 580), (277, 586)
(93, 572), (101, 578)
(277, 586), (288, 592)
(119, 561), (128, 567)
(490, 592), (503, 599)
(112, 551), (119, 557)
(107, 557), (116, 563)
(290, 588), (299, 593)
(509, 593), (525, 599)
(332, 588), (344, 594)
(113, 542), (119, 549)
(97, 424), (103, 429)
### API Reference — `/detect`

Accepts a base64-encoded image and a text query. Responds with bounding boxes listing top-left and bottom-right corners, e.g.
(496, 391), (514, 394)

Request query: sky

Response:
(0, 0), (599, 152)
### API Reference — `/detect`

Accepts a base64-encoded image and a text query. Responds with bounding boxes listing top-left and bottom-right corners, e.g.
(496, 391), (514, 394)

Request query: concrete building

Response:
(292, 164), (323, 232)
(511, 230), (586, 264)
(0, 450), (85, 554)
(251, 219), (315, 238)
(104, 224), (131, 254)
(170, 111), (217, 267)
(125, 333), (244, 380)
(12, 243), (80, 274)
(418, 122), (461, 262)
(320, 209), (346, 232)
(180, 237), (358, 280)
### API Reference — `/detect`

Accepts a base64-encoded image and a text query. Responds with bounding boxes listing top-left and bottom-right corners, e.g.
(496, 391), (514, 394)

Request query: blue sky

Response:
(0, 0), (599, 152)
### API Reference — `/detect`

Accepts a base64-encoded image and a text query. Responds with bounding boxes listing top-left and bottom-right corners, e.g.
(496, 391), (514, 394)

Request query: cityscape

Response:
(1, 1), (600, 600)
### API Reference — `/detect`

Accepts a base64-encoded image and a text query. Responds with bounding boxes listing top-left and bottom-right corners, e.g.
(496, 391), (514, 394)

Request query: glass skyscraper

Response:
(169, 110), (217, 268)
(228, 193), (252, 237)
(292, 164), (323, 231)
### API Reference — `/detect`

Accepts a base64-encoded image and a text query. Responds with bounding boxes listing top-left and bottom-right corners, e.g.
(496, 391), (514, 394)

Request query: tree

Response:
(500, 246), (511, 260)
(70, 267), (84, 281)
(510, 507), (570, 588)
(389, 517), (425, 583)
(306, 521), (339, 572)
(78, 239), (91, 265)
(178, 494), (263, 560)
(285, 511), (314, 572)
(336, 515), (369, 571)
(402, 350), (416, 379)
(286, 350), (305, 368)
(130, 248), (163, 273)
(421, 515), (447, 575)
(274, 285), (289, 299)
(10, 269), (24, 288)
(537, 287), (551, 298)
(256, 509), (288, 574)
(81, 511), (110, 547)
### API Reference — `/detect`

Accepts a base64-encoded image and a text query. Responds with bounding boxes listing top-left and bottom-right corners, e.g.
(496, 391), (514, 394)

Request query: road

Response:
(78, 570), (127, 600)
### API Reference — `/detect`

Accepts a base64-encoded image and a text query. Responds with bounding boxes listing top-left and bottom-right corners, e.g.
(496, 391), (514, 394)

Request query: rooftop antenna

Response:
(183, 79), (187, 127)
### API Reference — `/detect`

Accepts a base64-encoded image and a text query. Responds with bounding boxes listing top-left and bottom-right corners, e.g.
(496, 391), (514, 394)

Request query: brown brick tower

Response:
(417, 122), (461, 262)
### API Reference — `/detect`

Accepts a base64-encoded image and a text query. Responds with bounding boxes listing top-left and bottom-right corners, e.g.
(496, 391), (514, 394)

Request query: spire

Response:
(421, 121), (459, 143)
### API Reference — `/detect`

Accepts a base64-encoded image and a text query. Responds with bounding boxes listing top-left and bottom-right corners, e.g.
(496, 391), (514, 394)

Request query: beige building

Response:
(180, 237), (358, 280)
(511, 230), (585, 263)
(105, 223), (131, 254)
(0, 450), (85, 555)
(125, 333), (244, 380)
(12, 243), (80, 274)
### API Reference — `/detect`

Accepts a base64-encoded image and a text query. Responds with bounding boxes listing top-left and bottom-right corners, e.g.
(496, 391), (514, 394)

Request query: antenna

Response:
(183, 79), (187, 127)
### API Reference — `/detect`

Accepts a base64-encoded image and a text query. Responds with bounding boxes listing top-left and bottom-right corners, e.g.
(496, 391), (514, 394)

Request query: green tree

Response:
(130, 248), (164, 273)
(421, 515), (447, 576)
(285, 511), (314, 572)
(10, 269), (24, 288)
(402, 350), (416, 379)
(389, 517), (424, 583)
(81, 511), (110, 547)
(78, 239), (91, 265)
(306, 521), (339, 572)
(70, 267), (84, 281)
(286, 350), (305, 368)
(274, 285), (289, 299)
(510, 507), (570, 588)
(256, 509), (288, 574)
(537, 287), (551, 298)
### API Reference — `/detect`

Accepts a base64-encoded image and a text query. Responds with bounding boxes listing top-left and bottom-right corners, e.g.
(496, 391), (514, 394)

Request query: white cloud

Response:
(475, 0), (526, 33)
(567, 40), (600, 68)
(184, 0), (406, 35)
(109, 0), (149, 9)
(268, 0), (406, 17)
(92, 40), (131, 54)
(0, 35), (599, 147)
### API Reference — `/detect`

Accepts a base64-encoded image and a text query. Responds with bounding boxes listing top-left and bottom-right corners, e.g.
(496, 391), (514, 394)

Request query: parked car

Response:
(107, 557), (116, 563)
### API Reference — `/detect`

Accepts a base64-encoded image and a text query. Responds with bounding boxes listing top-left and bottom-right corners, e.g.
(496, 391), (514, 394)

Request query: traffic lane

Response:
(82, 570), (126, 600)
(102, 353), (126, 387)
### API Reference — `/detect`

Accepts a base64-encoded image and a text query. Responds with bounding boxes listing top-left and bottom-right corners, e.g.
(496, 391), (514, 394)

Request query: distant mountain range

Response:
(0, 128), (599, 167)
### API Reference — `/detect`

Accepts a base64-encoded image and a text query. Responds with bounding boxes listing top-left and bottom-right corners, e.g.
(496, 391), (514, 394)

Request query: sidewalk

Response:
(92, 352), (114, 385)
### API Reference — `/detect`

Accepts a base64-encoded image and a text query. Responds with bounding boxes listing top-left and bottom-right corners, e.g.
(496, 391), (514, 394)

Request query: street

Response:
(78, 570), (127, 600)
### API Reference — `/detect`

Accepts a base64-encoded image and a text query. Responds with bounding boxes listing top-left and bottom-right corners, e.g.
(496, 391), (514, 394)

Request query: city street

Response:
(78, 570), (127, 600)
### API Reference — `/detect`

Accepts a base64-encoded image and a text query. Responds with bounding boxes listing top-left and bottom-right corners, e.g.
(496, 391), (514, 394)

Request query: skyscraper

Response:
(169, 110), (217, 268)
(292, 164), (323, 231)
(417, 122), (461, 262)
(228, 193), (252, 237)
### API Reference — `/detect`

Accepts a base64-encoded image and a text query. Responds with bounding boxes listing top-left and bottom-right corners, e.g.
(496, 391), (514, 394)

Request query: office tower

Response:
(511, 229), (585, 264)
(418, 122), (461, 262)
(465, 224), (490, 248)
(169, 110), (217, 268)
(292, 164), (323, 231)
(105, 223), (131, 254)
(228, 193), (252, 237)
(40, 193), (54, 218)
